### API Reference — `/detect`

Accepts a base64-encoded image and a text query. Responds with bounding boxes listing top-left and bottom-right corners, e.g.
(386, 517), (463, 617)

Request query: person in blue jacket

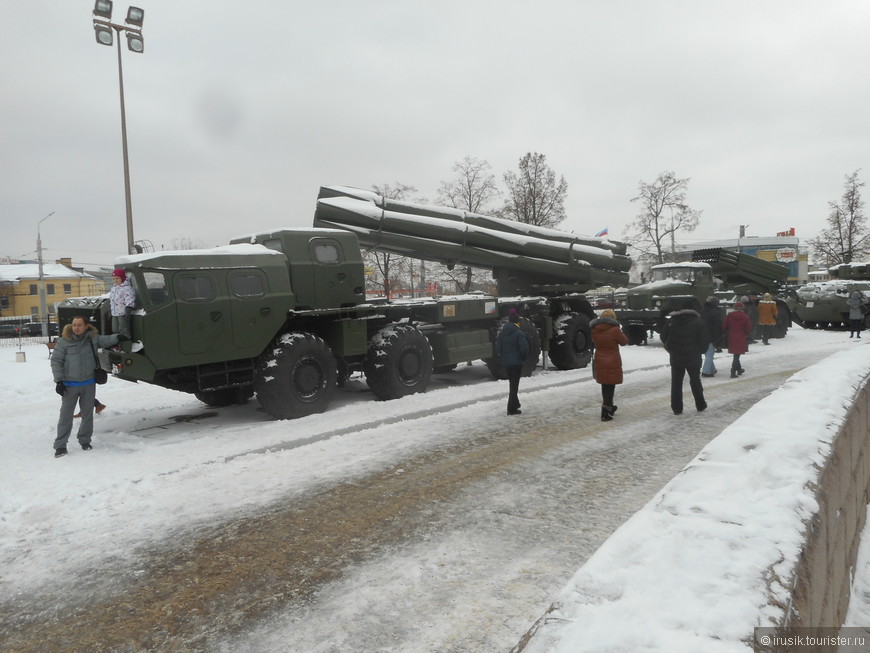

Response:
(495, 308), (530, 415)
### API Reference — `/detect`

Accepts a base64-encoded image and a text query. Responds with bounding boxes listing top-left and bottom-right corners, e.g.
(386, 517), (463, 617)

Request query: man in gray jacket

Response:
(51, 315), (123, 457)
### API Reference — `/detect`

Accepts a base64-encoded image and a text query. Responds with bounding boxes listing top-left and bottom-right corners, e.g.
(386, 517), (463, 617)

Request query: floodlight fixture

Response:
(94, 23), (114, 46)
(93, 0), (113, 20)
(126, 31), (144, 53)
(126, 6), (144, 27)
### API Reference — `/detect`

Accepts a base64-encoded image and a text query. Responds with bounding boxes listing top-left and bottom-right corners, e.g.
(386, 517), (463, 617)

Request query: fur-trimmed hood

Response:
(61, 322), (99, 341)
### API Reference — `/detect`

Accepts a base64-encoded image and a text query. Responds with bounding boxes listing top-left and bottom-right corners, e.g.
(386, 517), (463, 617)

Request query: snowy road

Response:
(0, 330), (857, 652)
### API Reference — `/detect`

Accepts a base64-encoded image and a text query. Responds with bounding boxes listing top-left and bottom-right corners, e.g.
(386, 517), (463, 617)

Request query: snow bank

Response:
(517, 346), (870, 653)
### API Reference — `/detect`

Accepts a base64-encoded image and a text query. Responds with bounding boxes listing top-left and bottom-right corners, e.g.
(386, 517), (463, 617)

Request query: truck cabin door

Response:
(228, 269), (272, 350)
(174, 272), (231, 355)
(310, 237), (352, 308)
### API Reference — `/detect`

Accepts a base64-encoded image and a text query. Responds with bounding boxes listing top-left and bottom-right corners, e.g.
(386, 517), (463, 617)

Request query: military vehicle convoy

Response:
(60, 186), (630, 420)
(614, 247), (793, 345)
(789, 262), (870, 329)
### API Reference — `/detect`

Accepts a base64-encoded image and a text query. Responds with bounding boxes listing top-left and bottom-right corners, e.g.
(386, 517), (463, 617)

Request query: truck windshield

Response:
(131, 271), (170, 307)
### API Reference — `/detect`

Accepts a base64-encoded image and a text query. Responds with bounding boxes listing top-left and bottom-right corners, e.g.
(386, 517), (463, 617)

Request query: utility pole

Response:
(37, 211), (56, 337)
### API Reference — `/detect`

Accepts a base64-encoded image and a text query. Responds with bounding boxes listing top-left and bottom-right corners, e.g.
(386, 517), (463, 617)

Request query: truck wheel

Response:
(255, 332), (337, 419)
(195, 387), (254, 407)
(485, 317), (542, 380)
(364, 324), (433, 400)
(548, 312), (592, 370)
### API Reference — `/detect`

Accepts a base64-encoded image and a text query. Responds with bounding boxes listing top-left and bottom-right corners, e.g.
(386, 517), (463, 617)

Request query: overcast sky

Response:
(3, 0), (869, 268)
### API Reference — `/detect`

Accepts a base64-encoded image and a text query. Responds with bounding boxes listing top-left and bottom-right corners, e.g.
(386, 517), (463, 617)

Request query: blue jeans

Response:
(702, 343), (716, 375)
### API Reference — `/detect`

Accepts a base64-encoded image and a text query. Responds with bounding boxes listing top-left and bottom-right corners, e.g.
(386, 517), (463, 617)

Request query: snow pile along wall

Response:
(513, 347), (870, 653)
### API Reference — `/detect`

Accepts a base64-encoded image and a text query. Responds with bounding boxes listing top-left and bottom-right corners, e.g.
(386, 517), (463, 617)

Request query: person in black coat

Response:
(660, 298), (709, 415)
(700, 297), (723, 377)
(495, 308), (530, 415)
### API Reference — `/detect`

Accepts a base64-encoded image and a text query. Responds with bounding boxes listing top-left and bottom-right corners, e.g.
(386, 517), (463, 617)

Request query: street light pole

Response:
(37, 211), (56, 338)
(93, 1), (145, 255)
(114, 25), (135, 255)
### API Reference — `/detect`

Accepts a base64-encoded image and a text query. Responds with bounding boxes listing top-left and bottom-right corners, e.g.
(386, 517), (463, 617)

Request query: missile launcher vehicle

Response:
(60, 186), (629, 420)
(614, 247), (793, 345)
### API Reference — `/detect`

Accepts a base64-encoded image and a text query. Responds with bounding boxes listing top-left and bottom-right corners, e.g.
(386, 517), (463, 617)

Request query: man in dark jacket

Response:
(660, 298), (708, 415)
(51, 315), (122, 457)
(495, 308), (529, 415)
(700, 297), (723, 377)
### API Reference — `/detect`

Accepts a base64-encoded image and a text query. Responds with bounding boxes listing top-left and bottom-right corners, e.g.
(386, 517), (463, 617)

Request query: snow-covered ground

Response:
(521, 340), (870, 652)
(1, 327), (868, 651)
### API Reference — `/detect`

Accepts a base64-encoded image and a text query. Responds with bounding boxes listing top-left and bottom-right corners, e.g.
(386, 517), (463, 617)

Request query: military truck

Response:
(790, 262), (870, 329)
(63, 187), (630, 420)
(614, 247), (793, 345)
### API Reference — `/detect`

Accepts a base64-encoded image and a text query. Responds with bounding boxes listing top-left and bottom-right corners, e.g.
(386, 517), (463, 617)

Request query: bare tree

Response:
(624, 171), (701, 264)
(500, 152), (568, 228)
(436, 156), (500, 213)
(367, 183), (424, 297)
(809, 170), (869, 266)
(435, 156), (499, 292)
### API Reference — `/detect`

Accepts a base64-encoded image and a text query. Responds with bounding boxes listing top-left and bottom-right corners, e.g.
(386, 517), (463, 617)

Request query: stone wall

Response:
(779, 389), (870, 649)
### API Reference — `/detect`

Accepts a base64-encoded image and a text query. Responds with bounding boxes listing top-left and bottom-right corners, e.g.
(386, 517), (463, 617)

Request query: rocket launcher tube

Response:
(315, 219), (628, 290)
(315, 196), (631, 274)
(317, 185), (628, 257)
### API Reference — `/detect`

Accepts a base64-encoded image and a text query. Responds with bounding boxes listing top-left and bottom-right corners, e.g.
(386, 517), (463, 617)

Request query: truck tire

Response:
(254, 332), (337, 419)
(195, 387), (254, 407)
(548, 312), (592, 370)
(364, 324), (433, 400)
(484, 317), (541, 380)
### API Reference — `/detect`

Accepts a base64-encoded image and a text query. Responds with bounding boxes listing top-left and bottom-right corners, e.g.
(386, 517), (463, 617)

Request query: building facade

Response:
(0, 259), (107, 320)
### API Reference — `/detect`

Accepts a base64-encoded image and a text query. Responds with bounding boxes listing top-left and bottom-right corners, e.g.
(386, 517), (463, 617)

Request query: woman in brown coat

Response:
(590, 309), (629, 421)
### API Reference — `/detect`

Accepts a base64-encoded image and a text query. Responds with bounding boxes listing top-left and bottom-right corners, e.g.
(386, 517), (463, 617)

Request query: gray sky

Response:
(3, 0), (869, 268)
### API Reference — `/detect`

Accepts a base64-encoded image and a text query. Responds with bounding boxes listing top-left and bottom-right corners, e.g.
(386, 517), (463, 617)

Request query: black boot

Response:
(601, 405), (613, 422)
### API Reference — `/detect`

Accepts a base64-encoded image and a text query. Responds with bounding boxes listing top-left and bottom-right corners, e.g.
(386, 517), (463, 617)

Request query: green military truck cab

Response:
(229, 228), (366, 310)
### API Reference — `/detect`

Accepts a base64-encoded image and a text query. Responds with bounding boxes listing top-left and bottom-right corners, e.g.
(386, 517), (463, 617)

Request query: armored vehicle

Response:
(790, 262), (870, 329)
(614, 248), (792, 345)
(60, 187), (630, 420)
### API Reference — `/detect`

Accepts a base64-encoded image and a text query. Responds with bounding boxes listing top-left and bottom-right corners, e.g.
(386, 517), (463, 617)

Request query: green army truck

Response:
(614, 247), (793, 345)
(62, 188), (630, 420)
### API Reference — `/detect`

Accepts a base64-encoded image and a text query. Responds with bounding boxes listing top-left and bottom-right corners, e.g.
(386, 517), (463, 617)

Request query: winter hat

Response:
(734, 301), (745, 309)
(763, 293), (772, 301)
(508, 308), (520, 322)
(599, 309), (617, 320)
(112, 268), (127, 282)
(740, 295), (750, 304)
